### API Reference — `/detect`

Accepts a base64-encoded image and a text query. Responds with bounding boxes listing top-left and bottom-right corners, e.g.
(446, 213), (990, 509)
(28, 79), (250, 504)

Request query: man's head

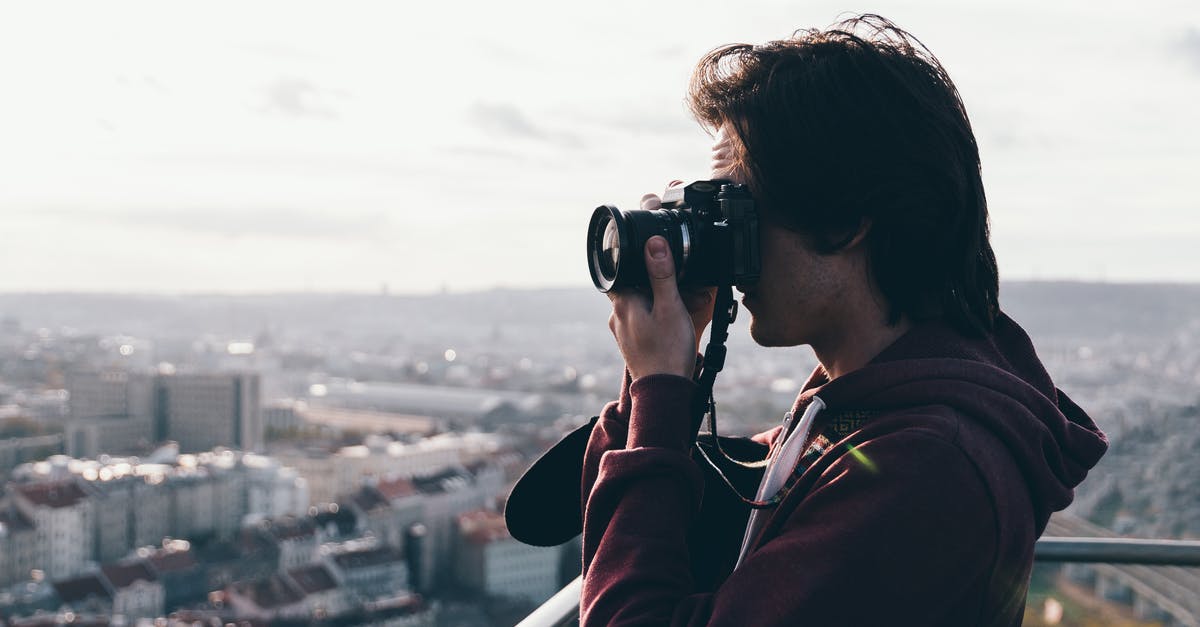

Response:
(692, 15), (999, 344)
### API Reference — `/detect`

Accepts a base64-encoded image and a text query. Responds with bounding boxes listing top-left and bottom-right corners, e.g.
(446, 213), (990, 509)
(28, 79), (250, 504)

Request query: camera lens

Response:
(599, 216), (620, 278)
(588, 206), (628, 292)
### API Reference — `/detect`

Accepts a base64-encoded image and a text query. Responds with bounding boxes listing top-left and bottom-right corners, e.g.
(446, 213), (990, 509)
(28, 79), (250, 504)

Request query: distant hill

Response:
(2, 282), (1199, 343)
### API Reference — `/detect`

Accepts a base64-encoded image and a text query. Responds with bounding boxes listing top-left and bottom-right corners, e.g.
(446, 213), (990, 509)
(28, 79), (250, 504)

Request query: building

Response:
(66, 370), (264, 457)
(0, 434), (64, 478)
(456, 509), (559, 604)
(10, 449), (307, 568)
(261, 515), (322, 572)
(101, 560), (165, 621)
(327, 543), (409, 602)
(64, 370), (155, 457)
(51, 573), (112, 616)
(0, 504), (37, 587)
(287, 564), (348, 619)
(263, 399), (304, 432)
(157, 372), (262, 453)
(143, 540), (205, 610)
(409, 466), (494, 592)
(274, 431), (506, 506)
(224, 564), (347, 623)
(244, 453), (308, 519)
(11, 480), (94, 580)
(83, 474), (138, 563)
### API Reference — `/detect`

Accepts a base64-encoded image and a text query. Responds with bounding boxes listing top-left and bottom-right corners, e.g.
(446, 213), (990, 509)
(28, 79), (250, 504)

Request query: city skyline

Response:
(2, 0), (1199, 293)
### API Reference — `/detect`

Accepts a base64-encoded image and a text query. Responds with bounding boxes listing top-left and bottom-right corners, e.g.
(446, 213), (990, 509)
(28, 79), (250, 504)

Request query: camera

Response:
(587, 180), (761, 292)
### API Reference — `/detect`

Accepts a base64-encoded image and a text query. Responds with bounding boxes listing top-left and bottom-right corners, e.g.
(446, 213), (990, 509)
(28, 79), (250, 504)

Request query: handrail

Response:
(1034, 536), (1200, 566)
(515, 576), (582, 627)
(517, 536), (1200, 627)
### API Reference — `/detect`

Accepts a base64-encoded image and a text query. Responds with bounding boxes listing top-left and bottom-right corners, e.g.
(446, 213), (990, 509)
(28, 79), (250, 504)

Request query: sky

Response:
(1, 0), (1198, 293)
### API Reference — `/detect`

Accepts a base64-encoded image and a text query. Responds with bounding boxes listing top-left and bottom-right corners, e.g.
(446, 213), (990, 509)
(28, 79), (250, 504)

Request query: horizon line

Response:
(2, 277), (1200, 299)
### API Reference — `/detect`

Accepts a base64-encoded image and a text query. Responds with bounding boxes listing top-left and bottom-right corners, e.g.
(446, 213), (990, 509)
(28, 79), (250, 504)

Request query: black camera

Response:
(587, 180), (761, 292)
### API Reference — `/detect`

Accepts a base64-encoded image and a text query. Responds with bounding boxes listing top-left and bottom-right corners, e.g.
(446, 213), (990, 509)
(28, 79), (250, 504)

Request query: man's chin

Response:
(748, 320), (785, 347)
(748, 316), (806, 348)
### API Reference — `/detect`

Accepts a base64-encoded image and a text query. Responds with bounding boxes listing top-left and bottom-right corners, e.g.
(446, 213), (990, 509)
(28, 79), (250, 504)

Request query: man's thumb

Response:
(645, 236), (679, 299)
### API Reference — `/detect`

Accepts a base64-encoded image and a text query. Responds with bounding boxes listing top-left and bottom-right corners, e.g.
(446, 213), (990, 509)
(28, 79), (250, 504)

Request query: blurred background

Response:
(1, 1), (1198, 625)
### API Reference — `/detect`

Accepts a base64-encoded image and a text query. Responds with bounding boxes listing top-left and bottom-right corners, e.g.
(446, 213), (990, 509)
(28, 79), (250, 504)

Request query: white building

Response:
(409, 467), (494, 592)
(11, 480), (94, 580)
(0, 506), (37, 587)
(326, 543), (409, 601)
(275, 431), (506, 507)
(10, 448), (307, 564)
(102, 561), (165, 622)
(245, 454), (309, 519)
(456, 509), (559, 604)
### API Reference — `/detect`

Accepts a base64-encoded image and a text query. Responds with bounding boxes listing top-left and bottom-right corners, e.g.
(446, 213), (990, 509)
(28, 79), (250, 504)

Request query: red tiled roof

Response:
(53, 573), (112, 603)
(352, 486), (390, 513)
(233, 575), (304, 610)
(146, 547), (197, 573)
(458, 509), (511, 545)
(287, 564), (338, 595)
(15, 481), (89, 509)
(102, 561), (157, 589)
(374, 477), (417, 500)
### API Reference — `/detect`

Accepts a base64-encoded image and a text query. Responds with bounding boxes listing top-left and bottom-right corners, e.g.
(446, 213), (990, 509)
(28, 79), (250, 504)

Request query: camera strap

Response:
(690, 284), (734, 433)
(692, 284), (781, 509)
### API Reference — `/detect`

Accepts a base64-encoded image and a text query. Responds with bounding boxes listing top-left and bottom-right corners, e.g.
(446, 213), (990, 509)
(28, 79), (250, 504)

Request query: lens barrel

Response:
(587, 205), (690, 293)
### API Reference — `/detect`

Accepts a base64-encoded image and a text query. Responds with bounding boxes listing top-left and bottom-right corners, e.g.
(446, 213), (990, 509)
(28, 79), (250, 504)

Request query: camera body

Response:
(587, 179), (760, 292)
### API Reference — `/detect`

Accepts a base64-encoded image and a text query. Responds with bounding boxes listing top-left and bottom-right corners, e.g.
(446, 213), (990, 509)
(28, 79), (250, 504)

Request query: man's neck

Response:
(813, 311), (912, 381)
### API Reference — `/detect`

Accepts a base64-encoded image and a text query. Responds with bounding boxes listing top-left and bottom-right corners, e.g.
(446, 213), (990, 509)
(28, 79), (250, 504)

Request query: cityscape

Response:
(0, 282), (1199, 626)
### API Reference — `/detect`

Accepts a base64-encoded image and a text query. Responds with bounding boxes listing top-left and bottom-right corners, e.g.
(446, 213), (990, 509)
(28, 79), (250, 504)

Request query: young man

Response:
(584, 16), (1108, 626)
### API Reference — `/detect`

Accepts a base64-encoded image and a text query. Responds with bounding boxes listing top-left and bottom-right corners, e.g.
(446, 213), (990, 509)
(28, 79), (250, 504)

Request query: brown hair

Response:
(689, 14), (999, 335)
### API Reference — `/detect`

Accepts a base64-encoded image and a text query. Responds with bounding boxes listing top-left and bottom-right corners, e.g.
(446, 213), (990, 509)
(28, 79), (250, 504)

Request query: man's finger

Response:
(644, 236), (682, 310)
(640, 193), (662, 211)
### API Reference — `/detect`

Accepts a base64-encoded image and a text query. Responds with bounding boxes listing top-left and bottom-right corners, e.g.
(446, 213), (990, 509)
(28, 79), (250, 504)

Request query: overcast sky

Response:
(1, 0), (1198, 293)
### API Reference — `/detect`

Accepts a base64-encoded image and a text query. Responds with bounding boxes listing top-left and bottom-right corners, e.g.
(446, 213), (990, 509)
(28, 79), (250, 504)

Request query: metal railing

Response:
(518, 536), (1200, 627)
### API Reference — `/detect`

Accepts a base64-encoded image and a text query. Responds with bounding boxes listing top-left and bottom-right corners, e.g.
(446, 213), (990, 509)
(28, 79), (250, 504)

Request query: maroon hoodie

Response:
(580, 313), (1108, 626)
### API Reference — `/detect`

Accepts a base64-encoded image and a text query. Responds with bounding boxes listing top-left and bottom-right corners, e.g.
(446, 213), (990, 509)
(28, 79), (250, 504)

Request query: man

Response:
(582, 15), (1108, 626)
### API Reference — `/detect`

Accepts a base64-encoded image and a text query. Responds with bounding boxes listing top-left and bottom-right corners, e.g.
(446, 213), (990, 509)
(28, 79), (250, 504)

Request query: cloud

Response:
(1178, 27), (1200, 73)
(469, 102), (547, 139)
(467, 102), (584, 149)
(593, 110), (698, 137)
(33, 206), (393, 242)
(259, 78), (345, 119)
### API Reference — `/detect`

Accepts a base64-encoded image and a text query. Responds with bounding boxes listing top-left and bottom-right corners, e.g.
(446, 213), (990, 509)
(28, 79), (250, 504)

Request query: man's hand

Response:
(608, 236), (701, 380)
(638, 188), (717, 348)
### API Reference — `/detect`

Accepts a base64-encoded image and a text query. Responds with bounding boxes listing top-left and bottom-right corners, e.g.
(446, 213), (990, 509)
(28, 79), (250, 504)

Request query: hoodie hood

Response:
(802, 312), (1108, 530)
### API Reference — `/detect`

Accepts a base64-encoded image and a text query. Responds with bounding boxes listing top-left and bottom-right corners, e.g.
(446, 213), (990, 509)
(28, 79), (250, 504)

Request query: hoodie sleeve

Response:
(581, 409), (1004, 626)
(581, 369), (633, 517)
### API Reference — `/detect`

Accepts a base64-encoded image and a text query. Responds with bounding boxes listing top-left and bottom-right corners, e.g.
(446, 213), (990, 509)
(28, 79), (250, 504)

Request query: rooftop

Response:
(352, 486), (390, 513)
(144, 544), (197, 573)
(373, 476), (417, 500)
(101, 561), (157, 589)
(287, 564), (338, 595)
(15, 480), (89, 509)
(459, 509), (511, 545)
(412, 466), (472, 495)
(52, 574), (111, 604)
(233, 575), (304, 610)
(331, 546), (406, 570)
